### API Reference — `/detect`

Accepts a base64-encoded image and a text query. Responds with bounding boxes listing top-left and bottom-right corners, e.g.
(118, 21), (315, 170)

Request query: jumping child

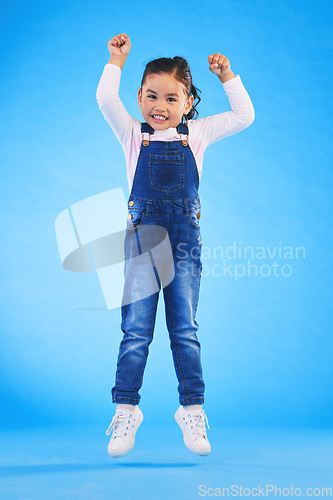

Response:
(96, 33), (254, 457)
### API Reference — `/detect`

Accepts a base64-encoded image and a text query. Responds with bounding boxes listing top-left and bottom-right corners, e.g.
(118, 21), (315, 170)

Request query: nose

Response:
(154, 99), (167, 112)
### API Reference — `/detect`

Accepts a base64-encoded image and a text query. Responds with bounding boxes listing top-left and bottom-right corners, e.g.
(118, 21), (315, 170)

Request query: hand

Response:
(208, 53), (231, 77)
(108, 33), (131, 58)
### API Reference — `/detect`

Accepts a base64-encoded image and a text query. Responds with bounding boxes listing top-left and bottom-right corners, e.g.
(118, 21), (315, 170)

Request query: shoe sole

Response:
(108, 409), (144, 458)
(175, 409), (211, 456)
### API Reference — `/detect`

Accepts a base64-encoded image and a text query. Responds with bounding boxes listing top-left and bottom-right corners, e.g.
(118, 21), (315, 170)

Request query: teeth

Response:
(152, 115), (167, 120)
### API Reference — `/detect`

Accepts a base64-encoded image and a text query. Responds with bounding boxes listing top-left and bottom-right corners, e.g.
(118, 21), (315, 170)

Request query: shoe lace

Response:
(106, 412), (132, 438)
(186, 410), (210, 439)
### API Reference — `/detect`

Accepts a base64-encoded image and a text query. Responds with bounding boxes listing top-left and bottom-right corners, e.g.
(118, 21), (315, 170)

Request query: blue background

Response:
(1, 0), (332, 497)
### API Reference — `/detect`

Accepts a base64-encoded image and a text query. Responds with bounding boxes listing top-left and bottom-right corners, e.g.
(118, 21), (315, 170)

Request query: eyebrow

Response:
(145, 89), (179, 97)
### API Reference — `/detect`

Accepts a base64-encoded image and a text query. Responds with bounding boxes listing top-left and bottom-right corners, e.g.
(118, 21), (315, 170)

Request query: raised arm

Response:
(96, 33), (136, 146)
(191, 53), (255, 146)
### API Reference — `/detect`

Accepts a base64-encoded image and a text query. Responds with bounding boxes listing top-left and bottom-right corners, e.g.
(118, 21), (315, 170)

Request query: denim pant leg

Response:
(111, 221), (161, 405)
(162, 213), (205, 405)
(111, 290), (159, 405)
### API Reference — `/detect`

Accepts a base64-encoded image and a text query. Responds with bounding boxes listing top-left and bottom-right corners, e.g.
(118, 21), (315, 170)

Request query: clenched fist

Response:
(108, 33), (131, 58)
(208, 53), (233, 81)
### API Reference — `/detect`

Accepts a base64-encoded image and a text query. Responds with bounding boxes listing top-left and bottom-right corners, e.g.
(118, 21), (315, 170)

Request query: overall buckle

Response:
(142, 133), (150, 146)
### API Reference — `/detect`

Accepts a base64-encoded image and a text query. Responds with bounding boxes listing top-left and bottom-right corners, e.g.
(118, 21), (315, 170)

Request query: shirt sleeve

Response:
(188, 75), (255, 147)
(96, 63), (137, 147)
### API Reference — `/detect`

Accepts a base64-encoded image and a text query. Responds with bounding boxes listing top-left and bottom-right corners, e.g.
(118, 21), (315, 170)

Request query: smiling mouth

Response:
(151, 114), (168, 122)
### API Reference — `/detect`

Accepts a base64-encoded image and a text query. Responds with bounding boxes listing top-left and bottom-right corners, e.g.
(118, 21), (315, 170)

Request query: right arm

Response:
(96, 34), (136, 146)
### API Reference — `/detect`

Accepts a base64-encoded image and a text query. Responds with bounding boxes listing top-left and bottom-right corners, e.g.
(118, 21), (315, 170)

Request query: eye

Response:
(147, 95), (157, 99)
(167, 97), (176, 102)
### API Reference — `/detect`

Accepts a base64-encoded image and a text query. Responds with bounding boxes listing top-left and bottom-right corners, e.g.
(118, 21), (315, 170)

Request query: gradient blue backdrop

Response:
(1, 0), (332, 434)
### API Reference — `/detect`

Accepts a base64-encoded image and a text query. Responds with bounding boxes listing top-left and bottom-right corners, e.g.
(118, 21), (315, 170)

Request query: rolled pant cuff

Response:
(180, 397), (204, 405)
(112, 396), (140, 405)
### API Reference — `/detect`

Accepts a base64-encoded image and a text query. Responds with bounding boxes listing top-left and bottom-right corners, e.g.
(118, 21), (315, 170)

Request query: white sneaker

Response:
(175, 406), (211, 456)
(106, 406), (143, 457)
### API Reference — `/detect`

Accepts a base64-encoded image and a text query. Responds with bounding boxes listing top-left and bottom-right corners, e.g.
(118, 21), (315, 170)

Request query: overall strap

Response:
(141, 122), (189, 147)
(176, 122), (189, 135)
(177, 122), (189, 146)
(141, 122), (155, 134)
(141, 122), (154, 146)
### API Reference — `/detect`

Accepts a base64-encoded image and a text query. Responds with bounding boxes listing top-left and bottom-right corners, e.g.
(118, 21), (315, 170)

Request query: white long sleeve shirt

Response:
(96, 63), (255, 192)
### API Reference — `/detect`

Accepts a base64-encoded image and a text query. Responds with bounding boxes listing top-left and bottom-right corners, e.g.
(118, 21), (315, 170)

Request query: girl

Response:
(97, 33), (254, 458)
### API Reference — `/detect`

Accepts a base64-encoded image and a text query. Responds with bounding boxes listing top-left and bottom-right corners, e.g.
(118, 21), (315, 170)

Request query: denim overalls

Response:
(111, 122), (205, 406)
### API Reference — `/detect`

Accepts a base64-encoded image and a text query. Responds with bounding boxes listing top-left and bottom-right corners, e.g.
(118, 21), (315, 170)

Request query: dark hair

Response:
(140, 56), (201, 121)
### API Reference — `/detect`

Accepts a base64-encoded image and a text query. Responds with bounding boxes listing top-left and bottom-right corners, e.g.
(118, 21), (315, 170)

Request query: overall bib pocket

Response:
(148, 152), (185, 192)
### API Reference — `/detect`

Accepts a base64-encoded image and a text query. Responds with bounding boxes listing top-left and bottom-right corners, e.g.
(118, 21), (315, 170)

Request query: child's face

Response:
(138, 72), (194, 130)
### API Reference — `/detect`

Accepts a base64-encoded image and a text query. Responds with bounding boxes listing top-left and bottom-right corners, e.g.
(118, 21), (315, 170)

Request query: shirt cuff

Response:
(222, 74), (242, 87)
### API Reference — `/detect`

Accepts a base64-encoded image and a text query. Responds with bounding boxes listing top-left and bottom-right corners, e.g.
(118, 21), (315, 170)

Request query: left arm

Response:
(190, 53), (255, 146)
